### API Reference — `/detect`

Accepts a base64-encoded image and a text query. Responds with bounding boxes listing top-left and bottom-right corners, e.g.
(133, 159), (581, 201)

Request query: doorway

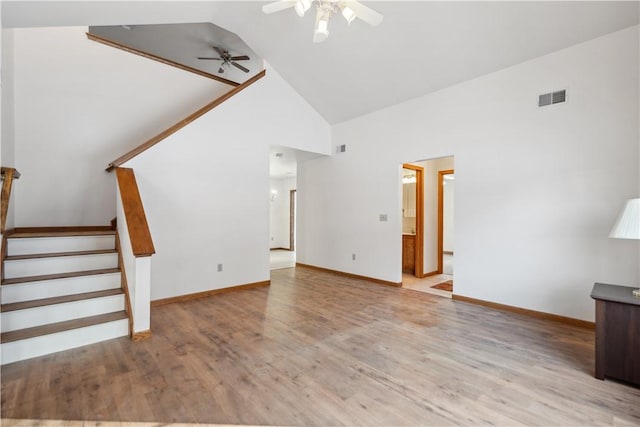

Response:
(401, 156), (454, 297)
(401, 164), (424, 278)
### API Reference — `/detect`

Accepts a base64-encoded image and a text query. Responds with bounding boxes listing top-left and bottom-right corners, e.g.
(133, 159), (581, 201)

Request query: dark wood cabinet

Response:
(402, 234), (415, 274)
(590, 283), (640, 387)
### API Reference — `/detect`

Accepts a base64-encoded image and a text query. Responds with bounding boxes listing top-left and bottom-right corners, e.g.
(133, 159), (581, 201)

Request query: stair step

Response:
(6, 234), (116, 256)
(1, 313), (129, 365)
(4, 252), (118, 279)
(0, 271), (121, 304)
(5, 249), (116, 261)
(1, 268), (120, 286)
(1, 290), (125, 332)
(8, 230), (116, 238)
(1, 288), (124, 312)
(1, 311), (128, 343)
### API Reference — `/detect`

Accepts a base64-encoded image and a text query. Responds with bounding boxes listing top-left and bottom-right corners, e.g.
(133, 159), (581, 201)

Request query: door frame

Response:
(437, 169), (454, 273)
(403, 164), (424, 278)
(289, 189), (296, 251)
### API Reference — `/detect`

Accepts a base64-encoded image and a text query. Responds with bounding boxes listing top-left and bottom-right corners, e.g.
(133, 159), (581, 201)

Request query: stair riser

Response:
(1, 294), (125, 332)
(7, 235), (115, 256)
(1, 273), (121, 304)
(4, 253), (118, 279)
(0, 318), (129, 365)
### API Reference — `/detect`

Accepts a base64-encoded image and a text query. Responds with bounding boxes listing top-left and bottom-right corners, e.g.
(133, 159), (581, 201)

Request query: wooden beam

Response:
(115, 168), (155, 257)
(86, 32), (240, 87)
(106, 69), (266, 171)
(1, 167), (17, 233)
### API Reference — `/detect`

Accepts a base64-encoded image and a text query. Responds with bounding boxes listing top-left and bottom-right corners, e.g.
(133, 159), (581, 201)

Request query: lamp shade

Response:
(609, 198), (640, 239)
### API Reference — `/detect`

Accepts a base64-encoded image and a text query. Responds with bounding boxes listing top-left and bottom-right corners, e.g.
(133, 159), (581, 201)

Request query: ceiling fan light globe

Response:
(314, 18), (329, 42)
(294, 0), (311, 17)
(341, 6), (356, 24)
(313, 31), (328, 43)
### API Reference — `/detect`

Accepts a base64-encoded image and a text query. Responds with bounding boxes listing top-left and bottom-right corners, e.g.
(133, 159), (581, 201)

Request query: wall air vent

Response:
(538, 90), (567, 107)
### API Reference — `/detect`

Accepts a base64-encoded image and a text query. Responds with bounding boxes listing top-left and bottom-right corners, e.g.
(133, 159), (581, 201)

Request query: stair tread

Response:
(1, 268), (120, 286)
(8, 230), (116, 238)
(0, 311), (128, 343)
(5, 249), (116, 261)
(1, 288), (124, 312)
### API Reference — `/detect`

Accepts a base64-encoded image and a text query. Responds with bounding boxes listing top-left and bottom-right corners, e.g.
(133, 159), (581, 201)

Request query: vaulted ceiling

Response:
(3, 1), (639, 124)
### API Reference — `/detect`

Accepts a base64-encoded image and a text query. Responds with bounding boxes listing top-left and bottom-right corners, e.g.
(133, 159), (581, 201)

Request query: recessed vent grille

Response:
(539, 90), (567, 107)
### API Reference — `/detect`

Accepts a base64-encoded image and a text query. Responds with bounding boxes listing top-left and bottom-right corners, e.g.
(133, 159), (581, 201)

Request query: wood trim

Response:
(86, 32), (240, 87)
(296, 262), (402, 288)
(438, 169), (454, 274)
(5, 249), (116, 261)
(452, 294), (595, 329)
(1, 167), (20, 180)
(1, 268), (120, 286)
(12, 226), (114, 234)
(132, 330), (152, 341)
(289, 189), (296, 251)
(106, 69), (266, 171)
(115, 231), (134, 337)
(115, 168), (155, 257)
(151, 280), (271, 307)
(1, 167), (16, 233)
(1, 288), (123, 312)
(420, 270), (440, 278)
(403, 164), (424, 277)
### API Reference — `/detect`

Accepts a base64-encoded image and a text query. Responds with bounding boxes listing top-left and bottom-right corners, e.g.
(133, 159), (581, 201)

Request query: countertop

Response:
(591, 282), (640, 306)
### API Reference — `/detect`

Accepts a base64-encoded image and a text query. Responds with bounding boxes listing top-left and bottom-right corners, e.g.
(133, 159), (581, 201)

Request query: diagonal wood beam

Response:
(106, 69), (266, 172)
(86, 32), (240, 87)
(1, 167), (20, 234)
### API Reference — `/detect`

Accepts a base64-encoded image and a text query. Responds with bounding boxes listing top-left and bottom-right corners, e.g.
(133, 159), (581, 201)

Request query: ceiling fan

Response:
(197, 47), (250, 74)
(262, 0), (383, 43)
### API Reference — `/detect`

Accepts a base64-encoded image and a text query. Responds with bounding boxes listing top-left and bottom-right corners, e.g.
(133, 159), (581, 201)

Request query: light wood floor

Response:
(2, 267), (639, 426)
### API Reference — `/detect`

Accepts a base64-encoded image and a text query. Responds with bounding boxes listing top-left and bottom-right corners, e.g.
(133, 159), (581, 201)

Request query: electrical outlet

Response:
(352, 253), (356, 261)
(379, 214), (388, 222)
(217, 264), (223, 272)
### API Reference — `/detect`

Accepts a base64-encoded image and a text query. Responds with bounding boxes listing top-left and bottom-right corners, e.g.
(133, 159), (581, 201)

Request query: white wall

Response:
(270, 177), (296, 249)
(11, 26), (230, 226)
(298, 26), (640, 321)
(2, 28), (17, 230)
(126, 64), (329, 301)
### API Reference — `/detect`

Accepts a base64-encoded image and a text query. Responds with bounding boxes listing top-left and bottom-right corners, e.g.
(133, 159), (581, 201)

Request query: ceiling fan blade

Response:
(262, 0), (296, 14)
(197, 57), (222, 60)
(231, 62), (250, 73)
(230, 55), (250, 61)
(344, 1), (383, 26)
(213, 46), (226, 56)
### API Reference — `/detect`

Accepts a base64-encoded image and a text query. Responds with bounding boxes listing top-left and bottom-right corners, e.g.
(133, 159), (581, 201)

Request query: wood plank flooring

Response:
(2, 267), (639, 426)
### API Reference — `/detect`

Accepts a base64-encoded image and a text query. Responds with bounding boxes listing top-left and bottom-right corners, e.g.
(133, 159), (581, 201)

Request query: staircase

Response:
(1, 228), (130, 365)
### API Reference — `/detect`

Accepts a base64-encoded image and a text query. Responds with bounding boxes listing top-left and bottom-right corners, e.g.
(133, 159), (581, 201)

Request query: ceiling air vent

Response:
(539, 90), (566, 107)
